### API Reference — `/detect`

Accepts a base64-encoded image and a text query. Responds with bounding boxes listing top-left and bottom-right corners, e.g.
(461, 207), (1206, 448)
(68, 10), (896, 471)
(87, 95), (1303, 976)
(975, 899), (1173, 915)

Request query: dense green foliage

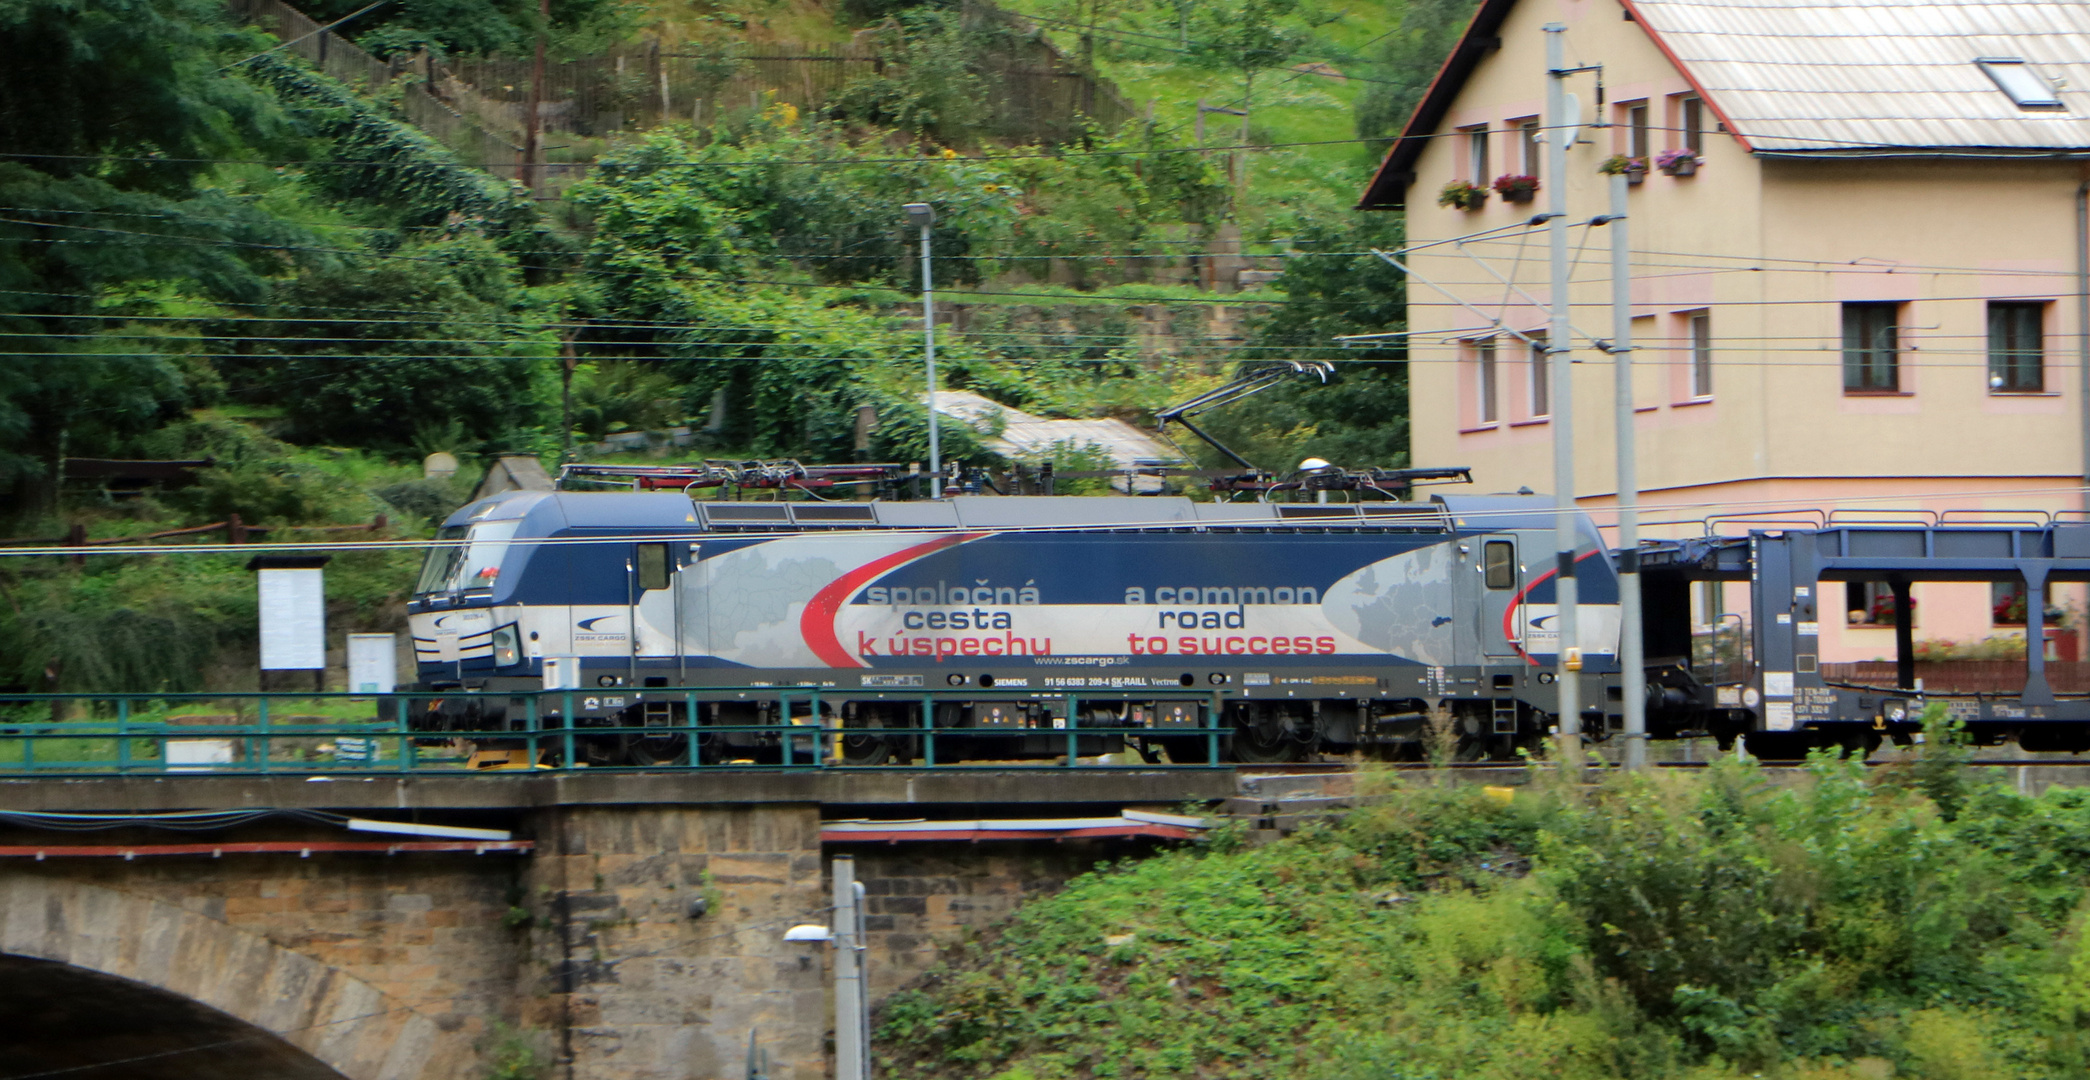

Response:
(0, 0), (1455, 689)
(1352, 0), (1479, 142)
(300, 0), (636, 58)
(879, 753), (2090, 1080)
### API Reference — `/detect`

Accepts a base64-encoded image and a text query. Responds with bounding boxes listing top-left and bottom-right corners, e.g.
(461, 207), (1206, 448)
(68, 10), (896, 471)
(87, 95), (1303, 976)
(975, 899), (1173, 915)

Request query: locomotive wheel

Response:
(839, 727), (895, 765)
(623, 733), (688, 767)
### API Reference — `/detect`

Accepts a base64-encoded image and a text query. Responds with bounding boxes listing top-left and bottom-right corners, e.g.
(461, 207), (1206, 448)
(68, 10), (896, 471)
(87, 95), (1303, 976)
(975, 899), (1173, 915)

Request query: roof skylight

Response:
(1977, 59), (2064, 109)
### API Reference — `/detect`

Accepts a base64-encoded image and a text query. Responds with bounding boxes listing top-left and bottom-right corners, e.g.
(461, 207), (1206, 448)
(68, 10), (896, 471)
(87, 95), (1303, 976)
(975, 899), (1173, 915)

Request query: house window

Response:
(1842, 302), (1901, 392)
(1686, 310), (1712, 397)
(1464, 125), (1490, 182)
(1993, 581), (2054, 626)
(1626, 101), (1649, 161)
(1845, 581), (1911, 626)
(1679, 96), (1704, 153)
(1988, 301), (2045, 392)
(1516, 118), (1541, 178)
(1475, 338), (1498, 423)
(1527, 333), (1549, 416)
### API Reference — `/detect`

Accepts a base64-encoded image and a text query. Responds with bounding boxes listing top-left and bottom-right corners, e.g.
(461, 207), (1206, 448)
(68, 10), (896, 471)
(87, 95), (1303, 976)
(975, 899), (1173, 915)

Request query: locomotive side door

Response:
(630, 542), (676, 660)
(1477, 535), (1527, 662)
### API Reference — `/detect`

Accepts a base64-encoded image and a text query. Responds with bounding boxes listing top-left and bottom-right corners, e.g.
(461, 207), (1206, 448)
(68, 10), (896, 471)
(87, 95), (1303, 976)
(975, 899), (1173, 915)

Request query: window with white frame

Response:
(1463, 125), (1489, 181)
(1626, 101), (1649, 161)
(1686, 310), (1712, 397)
(1515, 119), (1540, 178)
(1988, 300), (2045, 392)
(1679, 95), (1704, 154)
(1473, 338), (1498, 424)
(1527, 333), (1549, 416)
(1842, 302), (1902, 392)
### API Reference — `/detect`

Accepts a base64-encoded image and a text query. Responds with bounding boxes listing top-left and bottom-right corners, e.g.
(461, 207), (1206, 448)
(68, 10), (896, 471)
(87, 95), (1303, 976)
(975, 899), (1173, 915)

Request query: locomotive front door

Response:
(1478, 535), (1527, 661)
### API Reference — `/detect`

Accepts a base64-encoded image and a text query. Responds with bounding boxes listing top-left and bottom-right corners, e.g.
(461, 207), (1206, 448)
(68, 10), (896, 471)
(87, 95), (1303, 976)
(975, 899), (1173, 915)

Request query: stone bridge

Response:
(0, 769), (1239, 1080)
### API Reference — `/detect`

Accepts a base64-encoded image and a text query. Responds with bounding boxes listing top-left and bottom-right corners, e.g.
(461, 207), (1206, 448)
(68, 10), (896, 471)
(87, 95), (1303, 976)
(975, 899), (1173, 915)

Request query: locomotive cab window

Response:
(636, 543), (672, 592)
(1483, 541), (1516, 589)
(415, 520), (522, 596)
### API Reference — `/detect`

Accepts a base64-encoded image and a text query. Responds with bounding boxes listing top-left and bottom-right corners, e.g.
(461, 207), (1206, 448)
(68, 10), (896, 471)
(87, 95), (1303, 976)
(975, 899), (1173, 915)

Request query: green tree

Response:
(1353, 0), (1480, 145)
(230, 235), (559, 454)
(1193, 209), (1408, 472)
(0, 0), (311, 517)
(1182, 0), (1312, 204)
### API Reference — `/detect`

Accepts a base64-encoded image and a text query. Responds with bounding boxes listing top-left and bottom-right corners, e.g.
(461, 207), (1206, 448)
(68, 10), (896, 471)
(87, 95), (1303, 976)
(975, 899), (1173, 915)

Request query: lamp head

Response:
(783, 924), (834, 942)
(903, 202), (935, 228)
(1298, 457), (1333, 472)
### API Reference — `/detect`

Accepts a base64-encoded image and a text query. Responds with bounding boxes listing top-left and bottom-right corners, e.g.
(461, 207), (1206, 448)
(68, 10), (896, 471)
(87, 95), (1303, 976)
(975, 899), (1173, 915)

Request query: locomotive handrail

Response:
(0, 687), (1239, 776)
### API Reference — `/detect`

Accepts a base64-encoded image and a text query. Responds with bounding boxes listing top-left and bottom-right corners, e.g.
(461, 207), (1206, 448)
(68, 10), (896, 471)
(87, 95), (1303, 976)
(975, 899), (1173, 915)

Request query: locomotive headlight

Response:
(491, 626), (519, 666)
(1884, 701), (1908, 722)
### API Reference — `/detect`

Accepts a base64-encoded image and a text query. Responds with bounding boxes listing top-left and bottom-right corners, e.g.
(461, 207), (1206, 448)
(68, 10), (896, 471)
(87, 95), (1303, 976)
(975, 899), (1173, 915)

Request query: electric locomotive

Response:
(405, 485), (1707, 764)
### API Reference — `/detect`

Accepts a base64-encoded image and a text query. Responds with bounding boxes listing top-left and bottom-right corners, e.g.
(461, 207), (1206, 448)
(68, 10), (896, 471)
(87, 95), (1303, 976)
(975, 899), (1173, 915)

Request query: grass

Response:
(1022, 0), (1403, 212)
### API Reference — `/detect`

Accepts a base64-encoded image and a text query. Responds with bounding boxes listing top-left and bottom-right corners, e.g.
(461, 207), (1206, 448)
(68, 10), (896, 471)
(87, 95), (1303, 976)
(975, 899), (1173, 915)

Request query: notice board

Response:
(259, 567), (326, 670)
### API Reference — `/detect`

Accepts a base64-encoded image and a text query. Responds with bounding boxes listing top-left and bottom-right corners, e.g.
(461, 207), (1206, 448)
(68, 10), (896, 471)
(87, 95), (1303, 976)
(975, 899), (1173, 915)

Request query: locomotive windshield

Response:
(414, 520), (522, 596)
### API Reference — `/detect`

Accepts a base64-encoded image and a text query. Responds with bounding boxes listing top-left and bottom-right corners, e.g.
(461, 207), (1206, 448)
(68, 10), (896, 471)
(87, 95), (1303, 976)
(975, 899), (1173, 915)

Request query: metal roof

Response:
(1359, 0), (2090, 207)
(1631, 0), (2090, 154)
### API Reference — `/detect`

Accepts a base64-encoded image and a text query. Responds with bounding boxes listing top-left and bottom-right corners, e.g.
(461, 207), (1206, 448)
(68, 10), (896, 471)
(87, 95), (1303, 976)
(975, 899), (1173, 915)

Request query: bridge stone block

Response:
(522, 804), (829, 1080)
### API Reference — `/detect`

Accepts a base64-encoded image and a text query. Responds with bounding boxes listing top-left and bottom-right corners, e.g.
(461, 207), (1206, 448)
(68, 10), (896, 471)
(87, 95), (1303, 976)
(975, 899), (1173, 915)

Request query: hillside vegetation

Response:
(0, 0), (1436, 691)
(877, 729), (2090, 1080)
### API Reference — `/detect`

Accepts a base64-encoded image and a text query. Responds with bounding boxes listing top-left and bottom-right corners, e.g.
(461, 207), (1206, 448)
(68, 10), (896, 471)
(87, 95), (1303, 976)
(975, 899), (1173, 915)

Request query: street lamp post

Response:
(784, 855), (871, 1080)
(902, 203), (941, 495)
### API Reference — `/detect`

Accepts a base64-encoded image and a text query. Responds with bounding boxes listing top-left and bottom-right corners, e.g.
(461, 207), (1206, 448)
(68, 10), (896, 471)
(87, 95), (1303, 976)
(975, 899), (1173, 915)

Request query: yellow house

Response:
(1358, 0), (2090, 664)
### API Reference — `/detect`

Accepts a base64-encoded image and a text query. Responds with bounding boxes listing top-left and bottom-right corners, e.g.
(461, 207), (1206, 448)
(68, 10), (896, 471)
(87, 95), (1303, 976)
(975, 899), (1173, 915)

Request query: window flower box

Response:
(1437, 179), (1487, 211)
(1599, 154), (1647, 185)
(1656, 149), (1700, 177)
(1491, 173), (1539, 204)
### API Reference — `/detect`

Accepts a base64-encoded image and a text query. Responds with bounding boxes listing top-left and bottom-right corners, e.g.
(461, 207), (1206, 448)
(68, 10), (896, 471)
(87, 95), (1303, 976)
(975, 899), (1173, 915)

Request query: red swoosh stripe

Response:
(800, 533), (987, 668)
(1504, 548), (1606, 666)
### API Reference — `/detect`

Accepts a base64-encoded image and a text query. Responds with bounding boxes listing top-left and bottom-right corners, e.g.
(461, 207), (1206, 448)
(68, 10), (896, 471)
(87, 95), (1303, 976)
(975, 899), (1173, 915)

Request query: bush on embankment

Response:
(876, 747), (2090, 1080)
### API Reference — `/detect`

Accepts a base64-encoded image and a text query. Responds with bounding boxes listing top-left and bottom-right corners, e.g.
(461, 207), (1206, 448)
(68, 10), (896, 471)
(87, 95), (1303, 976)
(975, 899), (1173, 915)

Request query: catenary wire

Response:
(8, 484), (2090, 560)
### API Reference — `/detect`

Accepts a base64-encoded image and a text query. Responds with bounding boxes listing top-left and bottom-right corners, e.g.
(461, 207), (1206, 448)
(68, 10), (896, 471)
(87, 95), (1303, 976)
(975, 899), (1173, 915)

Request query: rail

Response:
(0, 688), (1234, 776)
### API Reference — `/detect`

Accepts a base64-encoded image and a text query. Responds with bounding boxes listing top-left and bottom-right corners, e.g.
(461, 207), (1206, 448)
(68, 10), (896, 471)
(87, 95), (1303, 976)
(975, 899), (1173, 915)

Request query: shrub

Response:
(876, 758), (2090, 1080)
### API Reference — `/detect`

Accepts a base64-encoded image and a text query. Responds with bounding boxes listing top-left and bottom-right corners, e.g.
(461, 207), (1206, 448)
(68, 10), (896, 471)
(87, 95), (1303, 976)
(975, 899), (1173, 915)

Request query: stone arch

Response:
(0, 875), (478, 1080)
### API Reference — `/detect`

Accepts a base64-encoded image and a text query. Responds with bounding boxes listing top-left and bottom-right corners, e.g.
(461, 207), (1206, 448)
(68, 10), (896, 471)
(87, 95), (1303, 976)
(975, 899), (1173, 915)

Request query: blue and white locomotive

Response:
(405, 485), (1696, 764)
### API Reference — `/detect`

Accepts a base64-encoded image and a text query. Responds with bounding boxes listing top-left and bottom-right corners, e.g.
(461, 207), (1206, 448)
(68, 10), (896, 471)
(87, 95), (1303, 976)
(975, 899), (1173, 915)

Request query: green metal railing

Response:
(0, 688), (1234, 776)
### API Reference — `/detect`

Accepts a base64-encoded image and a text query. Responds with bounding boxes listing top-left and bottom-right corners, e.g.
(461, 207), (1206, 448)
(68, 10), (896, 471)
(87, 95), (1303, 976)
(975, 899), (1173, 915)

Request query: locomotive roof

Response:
(444, 490), (1565, 534)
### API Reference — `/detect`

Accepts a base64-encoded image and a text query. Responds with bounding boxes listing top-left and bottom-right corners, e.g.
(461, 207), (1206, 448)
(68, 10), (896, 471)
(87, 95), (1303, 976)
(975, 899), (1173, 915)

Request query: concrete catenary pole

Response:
(1608, 172), (1647, 770)
(833, 856), (871, 1080)
(904, 203), (941, 493)
(1544, 24), (1582, 768)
